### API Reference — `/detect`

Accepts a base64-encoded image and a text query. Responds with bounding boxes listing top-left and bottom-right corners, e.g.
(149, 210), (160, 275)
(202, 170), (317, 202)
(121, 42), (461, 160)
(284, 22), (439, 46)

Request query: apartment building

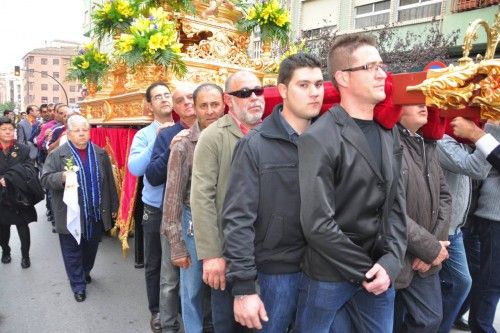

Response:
(293, 0), (499, 60)
(0, 72), (22, 111)
(21, 41), (84, 111)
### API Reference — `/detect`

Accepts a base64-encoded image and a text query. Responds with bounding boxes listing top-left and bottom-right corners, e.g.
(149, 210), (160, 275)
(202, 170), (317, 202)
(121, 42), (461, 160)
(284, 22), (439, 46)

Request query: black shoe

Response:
(85, 274), (92, 284)
(1, 253), (11, 264)
(74, 291), (86, 302)
(453, 317), (470, 331)
(21, 257), (30, 269)
(150, 312), (161, 333)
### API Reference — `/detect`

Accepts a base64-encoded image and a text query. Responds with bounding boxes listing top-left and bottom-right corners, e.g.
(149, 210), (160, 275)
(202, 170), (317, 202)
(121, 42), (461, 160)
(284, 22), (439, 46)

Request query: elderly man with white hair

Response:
(41, 114), (118, 302)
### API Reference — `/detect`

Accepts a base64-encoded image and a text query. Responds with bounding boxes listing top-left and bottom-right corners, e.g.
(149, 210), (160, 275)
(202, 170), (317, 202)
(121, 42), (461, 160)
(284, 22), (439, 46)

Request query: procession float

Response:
(69, 0), (499, 260)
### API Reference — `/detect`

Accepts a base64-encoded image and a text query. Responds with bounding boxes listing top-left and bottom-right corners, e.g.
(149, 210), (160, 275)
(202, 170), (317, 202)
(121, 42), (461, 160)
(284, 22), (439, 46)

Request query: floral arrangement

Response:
(92, 0), (137, 42)
(66, 43), (110, 85)
(64, 157), (80, 173)
(237, 0), (290, 45)
(135, 0), (196, 14)
(114, 7), (186, 76)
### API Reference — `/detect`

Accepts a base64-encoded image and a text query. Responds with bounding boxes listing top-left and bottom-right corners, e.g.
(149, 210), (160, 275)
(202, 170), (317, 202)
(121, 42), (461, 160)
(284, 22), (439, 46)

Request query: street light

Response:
(14, 66), (69, 105)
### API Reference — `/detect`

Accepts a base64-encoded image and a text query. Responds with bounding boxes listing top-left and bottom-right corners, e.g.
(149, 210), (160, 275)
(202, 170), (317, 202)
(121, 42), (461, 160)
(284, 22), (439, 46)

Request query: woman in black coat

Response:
(0, 116), (38, 268)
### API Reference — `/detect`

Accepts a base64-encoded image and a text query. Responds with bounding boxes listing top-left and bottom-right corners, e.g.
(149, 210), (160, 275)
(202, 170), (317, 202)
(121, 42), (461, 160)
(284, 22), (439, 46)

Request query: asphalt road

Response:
(0, 202), (150, 333)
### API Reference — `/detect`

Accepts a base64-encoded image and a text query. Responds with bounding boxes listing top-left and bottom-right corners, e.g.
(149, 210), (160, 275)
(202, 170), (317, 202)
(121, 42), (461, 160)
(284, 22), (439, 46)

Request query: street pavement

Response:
(0, 202), (149, 333)
(1, 201), (499, 333)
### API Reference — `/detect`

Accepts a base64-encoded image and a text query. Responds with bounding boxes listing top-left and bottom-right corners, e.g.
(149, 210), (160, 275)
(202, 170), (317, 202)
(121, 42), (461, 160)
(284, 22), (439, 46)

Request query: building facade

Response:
(293, 0), (499, 61)
(21, 41), (84, 111)
(0, 72), (22, 111)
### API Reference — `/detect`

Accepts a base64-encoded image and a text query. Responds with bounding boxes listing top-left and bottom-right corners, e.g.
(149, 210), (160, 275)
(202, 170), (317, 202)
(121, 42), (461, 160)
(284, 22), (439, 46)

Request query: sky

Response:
(0, 0), (88, 73)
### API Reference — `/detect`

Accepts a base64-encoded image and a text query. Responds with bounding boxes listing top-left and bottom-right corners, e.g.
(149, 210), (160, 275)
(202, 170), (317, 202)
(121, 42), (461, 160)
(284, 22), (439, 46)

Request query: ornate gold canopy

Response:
(80, 1), (279, 125)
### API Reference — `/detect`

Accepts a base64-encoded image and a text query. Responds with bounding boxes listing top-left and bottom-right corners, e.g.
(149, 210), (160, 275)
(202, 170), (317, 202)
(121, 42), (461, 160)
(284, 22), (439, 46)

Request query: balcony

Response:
(452, 0), (499, 13)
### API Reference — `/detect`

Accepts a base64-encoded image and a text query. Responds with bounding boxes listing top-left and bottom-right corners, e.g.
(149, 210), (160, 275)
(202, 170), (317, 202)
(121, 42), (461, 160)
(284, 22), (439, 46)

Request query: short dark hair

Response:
(40, 103), (48, 110)
(193, 83), (223, 104)
(47, 103), (55, 109)
(278, 53), (322, 86)
(3, 110), (13, 116)
(327, 34), (377, 86)
(0, 116), (14, 127)
(146, 82), (170, 103)
(26, 104), (37, 115)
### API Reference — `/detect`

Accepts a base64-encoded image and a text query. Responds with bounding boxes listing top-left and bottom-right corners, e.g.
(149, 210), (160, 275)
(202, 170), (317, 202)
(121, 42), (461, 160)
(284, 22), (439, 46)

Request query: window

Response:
(354, 1), (390, 29)
(28, 82), (34, 90)
(397, 0), (442, 22)
(29, 56), (34, 64)
(302, 25), (337, 40)
(41, 84), (48, 90)
(53, 58), (59, 65)
(78, 97), (84, 101)
(70, 85), (76, 92)
(70, 98), (76, 104)
(29, 95), (35, 102)
(53, 85), (59, 91)
(53, 97), (60, 103)
(41, 96), (48, 103)
(41, 71), (48, 78)
(29, 69), (34, 77)
(53, 72), (59, 78)
(78, 84), (82, 91)
(41, 58), (48, 65)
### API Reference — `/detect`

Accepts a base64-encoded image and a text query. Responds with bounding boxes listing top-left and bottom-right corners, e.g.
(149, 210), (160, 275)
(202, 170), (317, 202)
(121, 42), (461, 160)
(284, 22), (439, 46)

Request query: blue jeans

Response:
(394, 273), (442, 333)
(180, 206), (209, 333)
(258, 272), (301, 332)
(469, 218), (500, 333)
(291, 273), (395, 333)
(438, 231), (472, 333)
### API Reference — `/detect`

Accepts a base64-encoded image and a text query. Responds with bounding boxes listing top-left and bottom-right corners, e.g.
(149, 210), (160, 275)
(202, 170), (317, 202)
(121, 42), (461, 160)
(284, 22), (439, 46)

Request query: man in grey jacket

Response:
(41, 115), (118, 303)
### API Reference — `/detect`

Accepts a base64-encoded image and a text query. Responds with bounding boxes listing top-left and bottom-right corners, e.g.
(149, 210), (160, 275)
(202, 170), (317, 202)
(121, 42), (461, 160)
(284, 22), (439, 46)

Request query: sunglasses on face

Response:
(227, 87), (264, 99)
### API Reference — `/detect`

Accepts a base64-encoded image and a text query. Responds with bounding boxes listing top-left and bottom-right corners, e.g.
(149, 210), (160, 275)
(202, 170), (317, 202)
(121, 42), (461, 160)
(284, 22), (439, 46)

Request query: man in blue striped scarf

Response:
(41, 114), (118, 302)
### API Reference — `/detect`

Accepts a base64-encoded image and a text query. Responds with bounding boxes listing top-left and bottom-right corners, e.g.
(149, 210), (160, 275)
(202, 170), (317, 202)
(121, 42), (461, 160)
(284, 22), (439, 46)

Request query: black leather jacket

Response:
(298, 105), (407, 283)
(223, 105), (306, 296)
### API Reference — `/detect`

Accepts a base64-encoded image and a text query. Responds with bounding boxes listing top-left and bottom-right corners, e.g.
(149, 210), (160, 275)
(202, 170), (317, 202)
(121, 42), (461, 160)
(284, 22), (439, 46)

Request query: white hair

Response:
(67, 114), (89, 131)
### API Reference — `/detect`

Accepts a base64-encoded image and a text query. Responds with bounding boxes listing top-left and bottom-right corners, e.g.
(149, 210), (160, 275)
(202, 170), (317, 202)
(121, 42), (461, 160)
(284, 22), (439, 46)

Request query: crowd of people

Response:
(1, 33), (499, 333)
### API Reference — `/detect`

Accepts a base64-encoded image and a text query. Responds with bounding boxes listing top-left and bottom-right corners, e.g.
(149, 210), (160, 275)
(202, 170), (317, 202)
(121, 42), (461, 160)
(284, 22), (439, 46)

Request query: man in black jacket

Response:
(222, 53), (324, 332)
(292, 34), (407, 332)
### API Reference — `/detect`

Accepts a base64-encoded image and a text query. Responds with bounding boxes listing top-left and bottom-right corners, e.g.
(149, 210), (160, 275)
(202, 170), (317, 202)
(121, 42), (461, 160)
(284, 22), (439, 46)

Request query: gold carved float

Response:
(80, 1), (279, 125)
(407, 12), (500, 121)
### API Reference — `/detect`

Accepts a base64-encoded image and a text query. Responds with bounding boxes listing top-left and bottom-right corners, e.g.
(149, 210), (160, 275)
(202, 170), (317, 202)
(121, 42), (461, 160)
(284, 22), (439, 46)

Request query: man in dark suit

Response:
(292, 34), (407, 333)
(41, 114), (118, 302)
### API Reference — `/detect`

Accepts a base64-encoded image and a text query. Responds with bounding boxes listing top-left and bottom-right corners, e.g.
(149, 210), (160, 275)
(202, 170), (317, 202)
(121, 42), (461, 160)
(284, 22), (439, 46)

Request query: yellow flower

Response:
(149, 7), (168, 21)
(117, 33), (135, 53)
(116, 0), (134, 17)
(148, 32), (169, 53)
(261, 6), (272, 22)
(102, 1), (112, 13)
(80, 60), (90, 69)
(247, 8), (256, 20)
(275, 12), (289, 27)
(131, 17), (151, 34)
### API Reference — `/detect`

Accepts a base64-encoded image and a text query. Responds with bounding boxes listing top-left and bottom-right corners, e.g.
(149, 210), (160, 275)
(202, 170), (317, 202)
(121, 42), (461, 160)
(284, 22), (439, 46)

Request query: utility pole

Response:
(14, 65), (69, 105)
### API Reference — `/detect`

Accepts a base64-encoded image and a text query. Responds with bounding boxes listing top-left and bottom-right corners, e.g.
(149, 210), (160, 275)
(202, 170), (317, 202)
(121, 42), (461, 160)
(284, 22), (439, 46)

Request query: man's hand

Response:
(172, 255), (191, 269)
(432, 241), (450, 266)
(412, 258), (431, 273)
(450, 117), (485, 143)
(234, 294), (269, 330)
(0, 178), (5, 187)
(362, 263), (391, 295)
(157, 121), (175, 134)
(203, 257), (226, 290)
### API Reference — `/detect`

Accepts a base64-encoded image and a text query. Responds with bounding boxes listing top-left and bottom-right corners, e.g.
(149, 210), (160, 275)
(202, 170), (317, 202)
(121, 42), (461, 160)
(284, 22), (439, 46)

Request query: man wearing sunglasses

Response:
(190, 71), (265, 333)
(292, 34), (407, 332)
(222, 53), (324, 332)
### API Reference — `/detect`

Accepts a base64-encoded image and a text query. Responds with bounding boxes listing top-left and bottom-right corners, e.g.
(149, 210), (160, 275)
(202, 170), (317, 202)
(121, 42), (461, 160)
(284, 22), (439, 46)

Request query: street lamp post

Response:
(14, 66), (69, 105)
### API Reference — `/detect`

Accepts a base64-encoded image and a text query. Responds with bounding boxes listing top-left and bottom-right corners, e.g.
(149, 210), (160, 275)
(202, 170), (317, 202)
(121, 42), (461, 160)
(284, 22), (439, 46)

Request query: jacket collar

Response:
(217, 113), (243, 139)
(188, 121), (201, 143)
(260, 104), (296, 143)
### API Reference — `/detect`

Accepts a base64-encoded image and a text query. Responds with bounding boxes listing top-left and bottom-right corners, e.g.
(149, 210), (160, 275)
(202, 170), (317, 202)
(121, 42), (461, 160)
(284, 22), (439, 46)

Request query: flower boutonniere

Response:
(64, 157), (80, 173)
(10, 145), (19, 158)
(10, 151), (17, 158)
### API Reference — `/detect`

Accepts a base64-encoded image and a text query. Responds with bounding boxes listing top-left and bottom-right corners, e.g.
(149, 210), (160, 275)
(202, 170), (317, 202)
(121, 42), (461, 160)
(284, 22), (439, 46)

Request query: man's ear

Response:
(334, 70), (349, 89)
(223, 93), (232, 108)
(277, 83), (287, 100)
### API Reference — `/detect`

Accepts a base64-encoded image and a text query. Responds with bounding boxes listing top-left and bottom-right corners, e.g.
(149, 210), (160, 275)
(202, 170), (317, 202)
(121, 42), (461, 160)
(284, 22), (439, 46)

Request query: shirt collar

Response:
(227, 109), (262, 136)
(279, 110), (299, 143)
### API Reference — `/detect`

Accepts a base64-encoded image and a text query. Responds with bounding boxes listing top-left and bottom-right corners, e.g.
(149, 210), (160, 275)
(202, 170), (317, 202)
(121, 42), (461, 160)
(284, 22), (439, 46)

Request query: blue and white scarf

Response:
(68, 141), (102, 240)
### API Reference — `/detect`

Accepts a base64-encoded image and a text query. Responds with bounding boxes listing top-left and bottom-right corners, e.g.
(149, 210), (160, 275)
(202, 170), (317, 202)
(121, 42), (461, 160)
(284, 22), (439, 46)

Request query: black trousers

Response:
(0, 224), (31, 258)
(142, 203), (162, 314)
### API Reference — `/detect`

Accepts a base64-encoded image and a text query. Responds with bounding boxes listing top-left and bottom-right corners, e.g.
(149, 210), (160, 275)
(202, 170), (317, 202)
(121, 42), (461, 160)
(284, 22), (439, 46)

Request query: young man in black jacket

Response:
(222, 53), (324, 332)
(293, 34), (407, 332)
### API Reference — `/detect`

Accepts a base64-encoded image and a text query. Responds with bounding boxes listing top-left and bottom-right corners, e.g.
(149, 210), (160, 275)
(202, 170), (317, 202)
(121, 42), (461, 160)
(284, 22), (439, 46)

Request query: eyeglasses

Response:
(153, 93), (172, 101)
(342, 62), (388, 73)
(227, 87), (264, 99)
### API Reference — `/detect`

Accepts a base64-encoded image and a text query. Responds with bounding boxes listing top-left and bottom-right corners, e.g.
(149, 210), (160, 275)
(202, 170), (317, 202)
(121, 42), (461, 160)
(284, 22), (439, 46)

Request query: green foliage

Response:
(0, 102), (16, 113)
(66, 43), (110, 85)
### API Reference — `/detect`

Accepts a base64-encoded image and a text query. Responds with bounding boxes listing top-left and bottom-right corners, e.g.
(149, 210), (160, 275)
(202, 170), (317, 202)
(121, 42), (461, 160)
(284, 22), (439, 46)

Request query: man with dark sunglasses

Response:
(292, 34), (407, 332)
(190, 71), (264, 333)
(222, 53), (324, 332)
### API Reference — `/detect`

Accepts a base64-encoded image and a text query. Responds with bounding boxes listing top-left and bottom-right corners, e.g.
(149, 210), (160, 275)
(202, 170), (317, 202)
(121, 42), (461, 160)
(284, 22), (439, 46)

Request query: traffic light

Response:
(14, 66), (20, 76)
